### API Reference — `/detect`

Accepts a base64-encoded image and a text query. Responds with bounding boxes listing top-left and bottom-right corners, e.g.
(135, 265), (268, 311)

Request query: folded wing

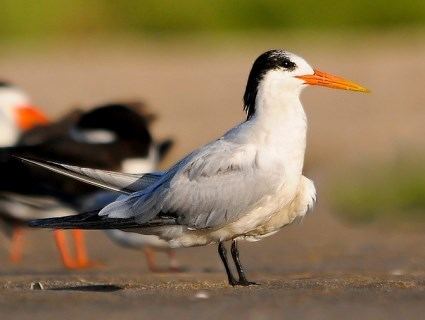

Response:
(100, 140), (282, 229)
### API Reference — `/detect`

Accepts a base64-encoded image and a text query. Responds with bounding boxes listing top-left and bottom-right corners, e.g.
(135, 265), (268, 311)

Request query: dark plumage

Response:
(0, 102), (173, 217)
(0, 100), (175, 269)
(17, 104), (153, 167)
(28, 209), (176, 230)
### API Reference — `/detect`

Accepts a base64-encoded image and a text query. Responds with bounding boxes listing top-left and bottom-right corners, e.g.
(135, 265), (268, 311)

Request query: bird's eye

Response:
(282, 60), (295, 69)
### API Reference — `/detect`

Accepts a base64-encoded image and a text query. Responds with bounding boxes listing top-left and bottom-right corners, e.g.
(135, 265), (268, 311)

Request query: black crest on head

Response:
(243, 50), (297, 120)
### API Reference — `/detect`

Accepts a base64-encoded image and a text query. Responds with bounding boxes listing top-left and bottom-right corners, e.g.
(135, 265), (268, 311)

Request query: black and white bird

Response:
(26, 50), (368, 285)
(0, 82), (49, 262)
(0, 102), (175, 268)
(0, 81), (48, 147)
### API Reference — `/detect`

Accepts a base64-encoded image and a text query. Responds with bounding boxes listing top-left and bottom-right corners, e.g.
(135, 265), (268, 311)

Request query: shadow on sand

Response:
(50, 284), (123, 292)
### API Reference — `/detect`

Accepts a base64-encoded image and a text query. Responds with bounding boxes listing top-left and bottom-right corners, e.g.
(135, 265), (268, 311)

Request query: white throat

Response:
(248, 73), (308, 181)
(254, 70), (304, 120)
(0, 108), (19, 147)
(0, 87), (31, 146)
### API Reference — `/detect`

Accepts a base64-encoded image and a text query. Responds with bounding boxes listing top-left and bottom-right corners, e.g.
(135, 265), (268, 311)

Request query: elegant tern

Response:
(25, 49), (368, 285)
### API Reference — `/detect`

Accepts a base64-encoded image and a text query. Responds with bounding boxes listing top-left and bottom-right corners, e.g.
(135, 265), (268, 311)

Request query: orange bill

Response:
(15, 105), (49, 130)
(296, 69), (369, 93)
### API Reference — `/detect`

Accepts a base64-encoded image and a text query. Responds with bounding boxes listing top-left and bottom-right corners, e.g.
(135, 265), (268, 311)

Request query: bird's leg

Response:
(9, 227), (25, 263)
(73, 230), (88, 265)
(53, 230), (78, 269)
(72, 230), (100, 268)
(231, 240), (257, 286)
(144, 246), (160, 272)
(218, 242), (238, 286)
(167, 248), (186, 272)
(167, 249), (183, 272)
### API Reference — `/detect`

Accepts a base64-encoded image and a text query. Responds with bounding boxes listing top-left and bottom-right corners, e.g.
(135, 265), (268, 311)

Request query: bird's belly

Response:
(240, 200), (300, 241)
(134, 201), (285, 248)
(154, 176), (316, 247)
(137, 176), (315, 248)
(242, 176), (316, 241)
(151, 183), (300, 248)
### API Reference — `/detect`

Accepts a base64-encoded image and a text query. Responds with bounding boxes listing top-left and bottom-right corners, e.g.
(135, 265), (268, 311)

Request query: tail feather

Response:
(15, 156), (163, 194)
(28, 210), (135, 229)
(28, 210), (176, 230)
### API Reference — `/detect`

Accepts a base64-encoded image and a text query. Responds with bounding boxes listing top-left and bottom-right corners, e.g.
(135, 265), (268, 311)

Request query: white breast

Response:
(0, 119), (19, 146)
(0, 107), (19, 147)
(241, 175), (316, 241)
(0, 87), (31, 146)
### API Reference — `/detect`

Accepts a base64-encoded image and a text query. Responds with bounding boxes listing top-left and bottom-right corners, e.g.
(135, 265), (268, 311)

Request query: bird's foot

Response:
(238, 280), (259, 286)
(148, 266), (163, 273)
(9, 252), (23, 264)
(168, 266), (188, 273)
(76, 260), (103, 269)
(9, 227), (25, 264)
(230, 279), (259, 287)
(64, 260), (103, 270)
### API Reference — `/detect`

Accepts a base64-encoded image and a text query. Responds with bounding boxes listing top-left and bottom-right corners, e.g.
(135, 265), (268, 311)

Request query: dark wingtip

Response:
(28, 218), (62, 229)
(11, 154), (50, 167)
(10, 155), (36, 167)
(28, 219), (43, 228)
(11, 154), (24, 161)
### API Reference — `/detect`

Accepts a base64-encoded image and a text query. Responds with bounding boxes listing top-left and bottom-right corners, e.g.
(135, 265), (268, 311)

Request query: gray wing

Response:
(100, 139), (282, 229)
(17, 156), (163, 194)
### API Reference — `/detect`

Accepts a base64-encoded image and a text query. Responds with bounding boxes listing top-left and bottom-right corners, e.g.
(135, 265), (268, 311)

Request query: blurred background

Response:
(0, 1), (424, 317)
(0, 0), (425, 318)
(2, 0), (423, 226)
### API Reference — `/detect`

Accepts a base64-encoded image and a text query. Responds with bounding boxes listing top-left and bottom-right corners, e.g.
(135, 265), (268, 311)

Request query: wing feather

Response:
(100, 139), (282, 229)
(16, 156), (162, 194)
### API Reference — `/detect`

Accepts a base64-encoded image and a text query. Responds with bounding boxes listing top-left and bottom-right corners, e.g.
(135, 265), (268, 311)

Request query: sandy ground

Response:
(0, 38), (424, 319)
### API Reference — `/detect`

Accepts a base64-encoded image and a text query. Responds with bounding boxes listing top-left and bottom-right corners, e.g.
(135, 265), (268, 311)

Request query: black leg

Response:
(218, 242), (237, 286)
(231, 240), (257, 286)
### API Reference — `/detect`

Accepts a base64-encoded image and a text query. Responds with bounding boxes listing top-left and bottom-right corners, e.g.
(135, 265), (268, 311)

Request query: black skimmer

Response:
(0, 81), (49, 263)
(1, 102), (174, 269)
(26, 50), (368, 285)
